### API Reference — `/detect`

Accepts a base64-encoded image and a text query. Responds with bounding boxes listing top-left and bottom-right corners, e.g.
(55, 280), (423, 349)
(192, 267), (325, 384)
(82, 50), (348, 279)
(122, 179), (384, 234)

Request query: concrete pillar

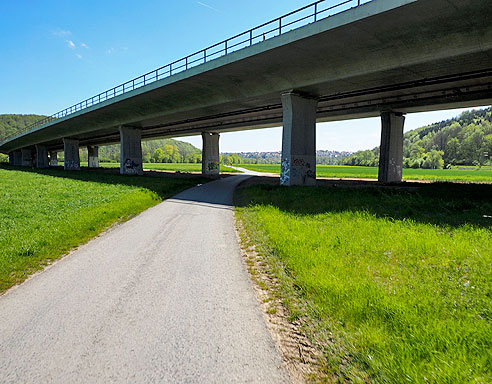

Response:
(49, 152), (58, 166)
(88, 146), (99, 168)
(119, 126), (143, 175)
(378, 112), (405, 183)
(35, 145), (49, 168)
(201, 132), (220, 175)
(12, 150), (22, 166)
(21, 148), (33, 167)
(280, 93), (318, 186)
(63, 138), (80, 171)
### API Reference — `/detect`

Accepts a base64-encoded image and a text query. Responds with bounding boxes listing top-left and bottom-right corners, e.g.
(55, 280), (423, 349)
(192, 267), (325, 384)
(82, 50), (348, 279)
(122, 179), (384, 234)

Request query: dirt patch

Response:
(234, 216), (323, 384)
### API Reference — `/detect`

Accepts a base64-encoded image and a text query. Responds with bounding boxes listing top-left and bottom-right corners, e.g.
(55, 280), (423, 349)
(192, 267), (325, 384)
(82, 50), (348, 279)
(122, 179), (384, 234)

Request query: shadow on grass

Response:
(0, 164), (211, 200)
(234, 178), (492, 229)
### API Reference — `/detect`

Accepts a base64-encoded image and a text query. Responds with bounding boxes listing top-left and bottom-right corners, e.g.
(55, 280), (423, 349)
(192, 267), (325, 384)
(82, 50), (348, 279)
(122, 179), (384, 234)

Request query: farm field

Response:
(71, 162), (240, 173)
(0, 165), (205, 293)
(238, 164), (492, 182)
(235, 183), (492, 383)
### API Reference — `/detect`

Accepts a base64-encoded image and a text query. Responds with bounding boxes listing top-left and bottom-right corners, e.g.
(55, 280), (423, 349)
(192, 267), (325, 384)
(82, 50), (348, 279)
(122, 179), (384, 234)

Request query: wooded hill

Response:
(0, 114), (202, 163)
(344, 107), (492, 168)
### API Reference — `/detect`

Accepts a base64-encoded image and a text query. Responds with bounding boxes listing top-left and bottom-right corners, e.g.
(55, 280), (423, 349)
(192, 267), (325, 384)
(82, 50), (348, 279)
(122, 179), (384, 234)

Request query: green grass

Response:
(72, 162), (241, 173)
(235, 183), (492, 383)
(0, 165), (206, 293)
(238, 164), (492, 182)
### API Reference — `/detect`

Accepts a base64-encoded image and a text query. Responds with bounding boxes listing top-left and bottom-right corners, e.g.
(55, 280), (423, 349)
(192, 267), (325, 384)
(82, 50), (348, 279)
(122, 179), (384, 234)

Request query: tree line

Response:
(343, 107), (492, 168)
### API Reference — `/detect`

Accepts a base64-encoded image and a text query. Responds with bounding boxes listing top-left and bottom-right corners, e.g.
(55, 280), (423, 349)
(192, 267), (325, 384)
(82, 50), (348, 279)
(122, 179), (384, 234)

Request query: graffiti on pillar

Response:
(207, 161), (219, 171)
(65, 160), (79, 170)
(124, 158), (140, 174)
(280, 158), (290, 185)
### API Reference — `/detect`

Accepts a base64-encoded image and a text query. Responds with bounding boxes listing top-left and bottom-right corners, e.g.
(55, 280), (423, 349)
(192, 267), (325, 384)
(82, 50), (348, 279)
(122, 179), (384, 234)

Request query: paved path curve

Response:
(0, 174), (289, 383)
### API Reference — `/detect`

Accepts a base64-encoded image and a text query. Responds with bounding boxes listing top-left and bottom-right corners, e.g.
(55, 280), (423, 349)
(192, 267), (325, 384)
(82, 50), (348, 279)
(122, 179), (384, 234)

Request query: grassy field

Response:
(235, 183), (492, 383)
(0, 165), (205, 293)
(72, 162), (240, 173)
(238, 164), (492, 182)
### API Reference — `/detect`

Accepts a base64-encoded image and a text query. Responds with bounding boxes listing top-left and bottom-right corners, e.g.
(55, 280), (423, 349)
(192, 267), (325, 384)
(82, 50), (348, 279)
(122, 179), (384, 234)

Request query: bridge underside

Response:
(3, 0), (492, 183)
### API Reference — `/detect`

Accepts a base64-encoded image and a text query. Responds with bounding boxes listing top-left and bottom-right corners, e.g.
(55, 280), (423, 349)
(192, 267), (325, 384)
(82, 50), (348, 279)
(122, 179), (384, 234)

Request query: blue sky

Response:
(0, 0), (489, 152)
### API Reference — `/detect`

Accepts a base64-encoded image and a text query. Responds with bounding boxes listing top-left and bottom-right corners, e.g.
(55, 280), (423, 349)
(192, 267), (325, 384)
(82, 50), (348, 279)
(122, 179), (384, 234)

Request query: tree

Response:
(152, 148), (164, 163)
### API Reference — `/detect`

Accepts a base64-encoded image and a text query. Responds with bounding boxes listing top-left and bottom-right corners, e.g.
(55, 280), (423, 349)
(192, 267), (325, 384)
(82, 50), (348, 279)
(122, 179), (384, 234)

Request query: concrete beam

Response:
(378, 112), (405, 182)
(35, 145), (49, 168)
(88, 146), (99, 168)
(280, 93), (317, 186)
(202, 132), (220, 175)
(50, 152), (58, 166)
(21, 148), (33, 167)
(63, 138), (81, 171)
(120, 126), (143, 175)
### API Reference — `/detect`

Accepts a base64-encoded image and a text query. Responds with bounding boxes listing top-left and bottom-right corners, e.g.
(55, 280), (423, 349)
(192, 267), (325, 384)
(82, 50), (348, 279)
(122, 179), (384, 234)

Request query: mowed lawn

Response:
(73, 162), (241, 173)
(239, 164), (492, 182)
(235, 183), (492, 383)
(0, 166), (205, 293)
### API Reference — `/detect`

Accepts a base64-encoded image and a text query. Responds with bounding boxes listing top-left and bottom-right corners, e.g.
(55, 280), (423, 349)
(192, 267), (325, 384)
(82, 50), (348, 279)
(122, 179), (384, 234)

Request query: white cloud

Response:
(75, 53), (83, 59)
(197, 1), (221, 12)
(53, 28), (71, 37)
(106, 47), (115, 54)
(81, 43), (90, 49)
(66, 40), (76, 49)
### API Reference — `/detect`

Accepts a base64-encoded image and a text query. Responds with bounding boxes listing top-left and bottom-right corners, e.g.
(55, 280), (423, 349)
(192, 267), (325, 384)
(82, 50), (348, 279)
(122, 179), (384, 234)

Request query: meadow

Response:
(0, 165), (205, 293)
(235, 183), (492, 383)
(73, 162), (240, 173)
(239, 164), (492, 182)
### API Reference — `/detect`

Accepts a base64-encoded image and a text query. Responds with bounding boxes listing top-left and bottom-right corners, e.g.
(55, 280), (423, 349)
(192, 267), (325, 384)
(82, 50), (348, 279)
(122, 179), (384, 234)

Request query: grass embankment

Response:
(235, 183), (492, 383)
(239, 164), (492, 182)
(0, 166), (205, 293)
(73, 162), (241, 173)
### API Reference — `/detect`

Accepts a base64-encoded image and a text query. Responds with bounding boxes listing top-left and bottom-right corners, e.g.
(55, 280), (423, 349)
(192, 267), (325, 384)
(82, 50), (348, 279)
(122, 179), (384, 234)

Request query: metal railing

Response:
(1, 0), (372, 145)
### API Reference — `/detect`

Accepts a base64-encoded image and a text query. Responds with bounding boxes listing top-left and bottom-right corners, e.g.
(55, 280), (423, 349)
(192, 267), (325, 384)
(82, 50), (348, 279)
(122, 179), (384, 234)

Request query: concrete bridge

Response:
(2, 0), (492, 184)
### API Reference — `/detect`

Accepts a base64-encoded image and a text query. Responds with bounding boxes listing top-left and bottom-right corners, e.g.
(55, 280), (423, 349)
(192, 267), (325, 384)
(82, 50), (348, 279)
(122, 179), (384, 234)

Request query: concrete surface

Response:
(35, 144), (49, 169)
(63, 138), (80, 171)
(280, 93), (317, 186)
(0, 175), (290, 383)
(88, 146), (99, 168)
(202, 132), (220, 175)
(378, 112), (405, 182)
(119, 126), (143, 175)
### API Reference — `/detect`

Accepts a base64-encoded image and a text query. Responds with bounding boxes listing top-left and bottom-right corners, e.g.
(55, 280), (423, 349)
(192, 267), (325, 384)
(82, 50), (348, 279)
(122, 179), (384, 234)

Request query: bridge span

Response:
(2, 0), (492, 184)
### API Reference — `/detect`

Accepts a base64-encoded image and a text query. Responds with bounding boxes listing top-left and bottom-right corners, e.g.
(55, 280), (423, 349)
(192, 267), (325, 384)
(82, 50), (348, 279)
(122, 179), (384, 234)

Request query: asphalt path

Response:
(0, 173), (289, 383)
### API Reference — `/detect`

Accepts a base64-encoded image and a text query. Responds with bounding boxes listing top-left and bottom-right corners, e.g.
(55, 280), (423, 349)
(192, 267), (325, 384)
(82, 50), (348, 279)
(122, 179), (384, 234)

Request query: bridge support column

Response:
(88, 146), (99, 168)
(21, 148), (33, 167)
(35, 145), (49, 168)
(202, 132), (220, 175)
(63, 138), (80, 171)
(50, 152), (58, 166)
(11, 150), (22, 166)
(378, 112), (404, 183)
(119, 126), (143, 175)
(280, 93), (317, 186)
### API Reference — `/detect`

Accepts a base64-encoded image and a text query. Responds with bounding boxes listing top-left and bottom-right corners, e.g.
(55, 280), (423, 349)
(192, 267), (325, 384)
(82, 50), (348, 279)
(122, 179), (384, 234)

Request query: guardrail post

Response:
(225, 40), (228, 55)
(314, 3), (317, 22)
(250, 30), (253, 46)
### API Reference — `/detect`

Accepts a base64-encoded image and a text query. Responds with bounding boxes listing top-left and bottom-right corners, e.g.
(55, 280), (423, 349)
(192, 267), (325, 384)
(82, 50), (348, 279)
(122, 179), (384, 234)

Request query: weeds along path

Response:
(0, 174), (289, 383)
